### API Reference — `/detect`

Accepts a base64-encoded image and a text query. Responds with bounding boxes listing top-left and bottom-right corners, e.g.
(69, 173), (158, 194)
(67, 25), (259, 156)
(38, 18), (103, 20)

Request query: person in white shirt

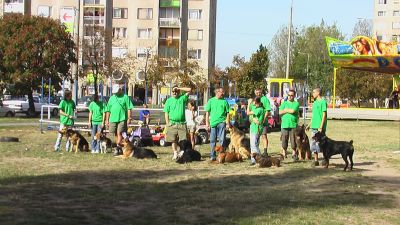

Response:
(185, 100), (198, 149)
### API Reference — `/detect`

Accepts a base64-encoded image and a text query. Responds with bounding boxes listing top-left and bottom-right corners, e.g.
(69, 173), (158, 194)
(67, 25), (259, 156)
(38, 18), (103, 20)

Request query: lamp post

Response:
(298, 51), (309, 123)
(285, 0), (293, 79)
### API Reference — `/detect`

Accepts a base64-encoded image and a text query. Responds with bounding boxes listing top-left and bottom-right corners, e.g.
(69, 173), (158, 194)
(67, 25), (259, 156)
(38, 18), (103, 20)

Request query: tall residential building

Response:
(373, 0), (400, 41)
(2, 0), (217, 105)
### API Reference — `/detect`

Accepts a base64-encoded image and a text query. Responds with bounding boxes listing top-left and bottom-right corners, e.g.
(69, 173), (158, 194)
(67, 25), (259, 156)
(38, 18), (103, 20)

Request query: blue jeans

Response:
(54, 123), (71, 152)
(91, 124), (103, 153)
(209, 122), (226, 160)
(310, 129), (321, 153)
(250, 132), (261, 163)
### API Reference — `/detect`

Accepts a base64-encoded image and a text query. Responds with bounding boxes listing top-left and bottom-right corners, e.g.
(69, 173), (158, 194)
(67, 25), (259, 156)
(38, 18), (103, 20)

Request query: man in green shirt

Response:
(247, 88), (271, 156)
(279, 89), (300, 161)
(88, 95), (106, 153)
(306, 88), (327, 166)
(163, 85), (192, 160)
(105, 84), (133, 154)
(54, 90), (76, 152)
(205, 87), (230, 161)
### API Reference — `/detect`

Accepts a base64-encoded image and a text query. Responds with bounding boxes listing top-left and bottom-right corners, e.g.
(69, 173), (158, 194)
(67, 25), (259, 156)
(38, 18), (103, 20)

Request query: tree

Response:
(0, 14), (76, 114)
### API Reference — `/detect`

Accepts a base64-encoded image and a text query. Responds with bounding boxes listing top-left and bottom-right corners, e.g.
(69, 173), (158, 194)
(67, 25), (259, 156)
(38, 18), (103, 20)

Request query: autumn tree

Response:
(0, 14), (76, 114)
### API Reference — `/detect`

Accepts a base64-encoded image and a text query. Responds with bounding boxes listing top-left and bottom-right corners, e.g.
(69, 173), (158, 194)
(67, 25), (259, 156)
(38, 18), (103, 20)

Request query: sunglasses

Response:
(288, 94), (294, 97)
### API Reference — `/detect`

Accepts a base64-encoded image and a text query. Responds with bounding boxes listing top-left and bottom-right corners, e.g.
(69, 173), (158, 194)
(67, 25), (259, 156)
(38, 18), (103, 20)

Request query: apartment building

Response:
(1, 0), (217, 104)
(373, 0), (400, 41)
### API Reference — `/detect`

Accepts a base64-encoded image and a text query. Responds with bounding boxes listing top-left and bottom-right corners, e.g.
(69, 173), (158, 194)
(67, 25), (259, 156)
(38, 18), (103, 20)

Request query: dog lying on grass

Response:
(118, 138), (157, 159)
(252, 153), (281, 168)
(95, 131), (113, 154)
(59, 127), (89, 153)
(294, 125), (311, 160)
(215, 144), (243, 163)
(175, 140), (202, 164)
(313, 132), (354, 171)
(227, 126), (251, 159)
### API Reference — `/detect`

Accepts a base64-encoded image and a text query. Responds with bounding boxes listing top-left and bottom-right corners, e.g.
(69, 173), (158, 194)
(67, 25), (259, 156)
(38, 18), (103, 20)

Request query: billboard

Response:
(60, 7), (75, 34)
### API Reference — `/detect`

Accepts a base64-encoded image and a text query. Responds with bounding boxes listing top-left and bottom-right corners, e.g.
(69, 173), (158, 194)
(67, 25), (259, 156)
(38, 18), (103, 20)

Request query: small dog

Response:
(228, 126), (251, 159)
(119, 138), (157, 159)
(59, 127), (89, 153)
(215, 144), (242, 163)
(175, 140), (202, 164)
(252, 153), (281, 168)
(294, 125), (312, 160)
(95, 131), (112, 154)
(313, 132), (354, 171)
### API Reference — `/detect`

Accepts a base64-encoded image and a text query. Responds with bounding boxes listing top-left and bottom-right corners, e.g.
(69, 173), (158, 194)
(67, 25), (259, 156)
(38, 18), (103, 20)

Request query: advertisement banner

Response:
(326, 36), (400, 73)
(60, 7), (75, 34)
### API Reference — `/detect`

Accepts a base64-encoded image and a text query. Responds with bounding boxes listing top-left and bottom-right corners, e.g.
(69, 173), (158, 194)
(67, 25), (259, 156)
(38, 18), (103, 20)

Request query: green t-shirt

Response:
(106, 94), (133, 123)
(250, 96), (271, 126)
(59, 99), (75, 126)
(205, 97), (230, 128)
(163, 94), (189, 125)
(279, 100), (300, 129)
(89, 101), (106, 125)
(311, 98), (328, 131)
(250, 106), (265, 135)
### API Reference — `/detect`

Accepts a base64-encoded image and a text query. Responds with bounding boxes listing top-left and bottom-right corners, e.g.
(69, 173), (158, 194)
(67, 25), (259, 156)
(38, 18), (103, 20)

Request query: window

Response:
(188, 49), (201, 59)
(138, 28), (152, 39)
(378, 0), (387, 4)
(38, 5), (51, 17)
(394, 10), (400, 16)
(188, 9), (202, 20)
(395, 0), (399, 4)
(84, 0), (105, 5)
(378, 11), (386, 16)
(188, 29), (203, 40)
(112, 27), (127, 38)
(159, 8), (180, 18)
(393, 22), (400, 29)
(137, 48), (151, 58)
(113, 8), (128, 19)
(138, 8), (153, 19)
(6, 0), (23, 3)
(112, 47), (128, 58)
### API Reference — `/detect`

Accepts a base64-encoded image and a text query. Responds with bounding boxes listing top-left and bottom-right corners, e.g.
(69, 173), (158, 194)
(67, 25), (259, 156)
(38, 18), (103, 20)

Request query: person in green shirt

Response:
(105, 84), (133, 154)
(279, 89), (300, 161)
(306, 88), (328, 166)
(205, 87), (230, 161)
(247, 88), (271, 156)
(163, 85), (192, 160)
(249, 97), (266, 165)
(54, 90), (76, 152)
(88, 95), (106, 153)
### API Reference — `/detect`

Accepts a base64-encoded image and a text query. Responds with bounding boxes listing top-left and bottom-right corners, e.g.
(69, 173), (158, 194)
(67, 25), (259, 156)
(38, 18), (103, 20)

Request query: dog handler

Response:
(248, 97), (266, 165)
(306, 88), (327, 166)
(54, 90), (76, 152)
(88, 94), (107, 153)
(163, 85), (192, 160)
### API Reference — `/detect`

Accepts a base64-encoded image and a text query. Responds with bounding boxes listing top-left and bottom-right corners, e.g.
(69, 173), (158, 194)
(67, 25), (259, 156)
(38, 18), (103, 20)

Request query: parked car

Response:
(0, 100), (15, 117)
(2, 96), (26, 113)
(21, 96), (58, 116)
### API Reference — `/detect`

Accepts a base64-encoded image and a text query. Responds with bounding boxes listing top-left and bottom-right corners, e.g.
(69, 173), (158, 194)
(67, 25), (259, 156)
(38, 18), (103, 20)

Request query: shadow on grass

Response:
(0, 167), (396, 225)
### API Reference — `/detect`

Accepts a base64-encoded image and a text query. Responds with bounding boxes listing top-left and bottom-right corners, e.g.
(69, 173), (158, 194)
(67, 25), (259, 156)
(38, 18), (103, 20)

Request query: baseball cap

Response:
(112, 84), (121, 94)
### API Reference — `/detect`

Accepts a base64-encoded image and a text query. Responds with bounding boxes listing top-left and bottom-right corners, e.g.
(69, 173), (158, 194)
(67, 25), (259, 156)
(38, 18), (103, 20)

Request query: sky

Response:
(215, 0), (373, 68)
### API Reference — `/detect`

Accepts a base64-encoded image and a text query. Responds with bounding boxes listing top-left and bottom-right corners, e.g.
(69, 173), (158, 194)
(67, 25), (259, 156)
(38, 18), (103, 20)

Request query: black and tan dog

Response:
(118, 138), (157, 159)
(228, 126), (251, 159)
(175, 140), (202, 164)
(59, 127), (89, 153)
(313, 132), (354, 171)
(95, 131), (113, 154)
(294, 125), (312, 160)
(252, 153), (281, 168)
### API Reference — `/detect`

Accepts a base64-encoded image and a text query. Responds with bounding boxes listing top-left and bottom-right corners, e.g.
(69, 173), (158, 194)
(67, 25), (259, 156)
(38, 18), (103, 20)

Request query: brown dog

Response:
(215, 144), (243, 163)
(228, 126), (251, 159)
(59, 127), (89, 153)
(118, 138), (134, 158)
(252, 153), (281, 168)
(294, 125), (312, 160)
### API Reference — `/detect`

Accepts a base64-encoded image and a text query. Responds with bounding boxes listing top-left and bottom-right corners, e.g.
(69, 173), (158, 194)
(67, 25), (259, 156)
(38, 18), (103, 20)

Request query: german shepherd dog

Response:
(252, 153), (281, 168)
(228, 126), (251, 159)
(59, 127), (89, 153)
(119, 138), (157, 159)
(294, 125), (312, 160)
(313, 132), (354, 171)
(175, 140), (202, 164)
(215, 144), (243, 163)
(95, 131), (112, 154)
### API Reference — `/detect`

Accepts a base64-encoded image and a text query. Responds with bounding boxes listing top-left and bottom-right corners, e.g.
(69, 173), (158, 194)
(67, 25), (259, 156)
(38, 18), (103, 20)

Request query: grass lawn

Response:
(0, 120), (399, 225)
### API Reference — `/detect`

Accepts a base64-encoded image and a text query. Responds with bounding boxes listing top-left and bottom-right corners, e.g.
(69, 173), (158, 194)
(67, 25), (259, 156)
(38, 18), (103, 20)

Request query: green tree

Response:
(0, 14), (76, 114)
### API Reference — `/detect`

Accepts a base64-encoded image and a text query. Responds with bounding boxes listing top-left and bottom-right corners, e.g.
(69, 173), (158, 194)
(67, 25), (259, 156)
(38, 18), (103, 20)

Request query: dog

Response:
(215, 144), (242, 163)
(59, 127), (89, 153)
(294, 125), (312, 160)
(313, 132), (354, 171)
(175, 140), (202, 164)
(228, 126), (251, 159)
(95, 131), (113, 154)
(119, 138), (157, 159)
(252, 153), (281, 168)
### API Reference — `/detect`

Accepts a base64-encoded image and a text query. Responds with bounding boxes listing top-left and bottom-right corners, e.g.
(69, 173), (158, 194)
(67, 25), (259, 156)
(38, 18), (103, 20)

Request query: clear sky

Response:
(216, 0), (373, 68)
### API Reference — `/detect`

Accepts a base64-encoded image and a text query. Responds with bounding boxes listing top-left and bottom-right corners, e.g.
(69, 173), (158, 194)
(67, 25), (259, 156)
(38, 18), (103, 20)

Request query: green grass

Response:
(0, 120), (399, 225)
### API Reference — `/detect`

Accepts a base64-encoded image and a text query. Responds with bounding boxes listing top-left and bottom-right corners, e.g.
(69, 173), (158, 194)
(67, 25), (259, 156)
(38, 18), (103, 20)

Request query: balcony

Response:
(159, 46), (179, 59)
(159, 18), (180, 27)
(83, 16), (105, 26)
(160, 0), (180, 8)
(84, 0), (105, 5)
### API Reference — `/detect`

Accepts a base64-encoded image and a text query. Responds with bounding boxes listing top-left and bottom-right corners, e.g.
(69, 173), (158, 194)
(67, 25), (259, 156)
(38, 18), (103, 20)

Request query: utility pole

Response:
(72, 0), (80, 103)
(285, 0), (293, 79)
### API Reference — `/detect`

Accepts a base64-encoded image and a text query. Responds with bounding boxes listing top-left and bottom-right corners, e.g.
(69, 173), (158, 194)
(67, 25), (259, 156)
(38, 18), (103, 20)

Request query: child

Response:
(88, 95), (106, 153)
(185, 100), (198, 149)
(54, 90), (76, 152)
(248, 97), (265, 165)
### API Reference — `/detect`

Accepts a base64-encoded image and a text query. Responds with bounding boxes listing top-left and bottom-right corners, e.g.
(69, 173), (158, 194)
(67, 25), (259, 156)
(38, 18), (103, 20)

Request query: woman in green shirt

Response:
(249, 97), (265, 165)
(54, 90), (76, 152)
(88, 95), (106, 153)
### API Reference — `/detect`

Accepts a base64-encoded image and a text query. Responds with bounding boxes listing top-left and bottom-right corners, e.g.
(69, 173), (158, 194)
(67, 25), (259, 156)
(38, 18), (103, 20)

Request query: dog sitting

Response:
(175, 140), (202, 164)
(118, 138), (157, 159)
(252, 153), (281, 168)
(227, 126), (251, 159)
(294, 124), (312, 160)
(59, 127), (89, 153)
(95, 131), (113, 154)
(313, 132), (354, 171)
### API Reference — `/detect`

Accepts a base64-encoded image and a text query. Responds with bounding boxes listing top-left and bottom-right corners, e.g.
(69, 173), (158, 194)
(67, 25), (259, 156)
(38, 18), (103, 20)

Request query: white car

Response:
(0, 100), (16, 117)
(2, 97), (25, 113)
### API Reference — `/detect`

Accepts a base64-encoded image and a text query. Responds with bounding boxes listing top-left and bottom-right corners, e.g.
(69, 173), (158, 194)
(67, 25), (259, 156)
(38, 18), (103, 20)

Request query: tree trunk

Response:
(94, 75), (98, 97)
(27, 90), (36, 117)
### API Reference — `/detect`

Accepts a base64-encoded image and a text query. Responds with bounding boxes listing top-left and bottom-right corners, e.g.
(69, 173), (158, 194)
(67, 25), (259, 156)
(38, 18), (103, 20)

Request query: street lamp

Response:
(298, 51), (309, 123)
(285, 0), (293, 79)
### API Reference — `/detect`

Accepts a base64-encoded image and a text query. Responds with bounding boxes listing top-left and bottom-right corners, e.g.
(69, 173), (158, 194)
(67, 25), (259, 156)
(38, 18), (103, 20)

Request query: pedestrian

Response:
(306, 88), (328, 166)
(247, 88), (272, 156)
(105, 83), (133, 155)
(389, 87), (399, 109)
(185, 100), (198, 149)
(54, 90), (75, 152)
(249, 97), (265, 165)
(139, 103), (151, 125)
(279, 89), (300, 161)
(163, 85), (192, 159)
(88, 94), (106, 153)
(205, 87), (230, 161)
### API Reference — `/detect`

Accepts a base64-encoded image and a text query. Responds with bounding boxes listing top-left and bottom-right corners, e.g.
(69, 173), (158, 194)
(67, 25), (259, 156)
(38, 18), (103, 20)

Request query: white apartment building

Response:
(374, 0), (400, 41)
(1, 0), (217, 105)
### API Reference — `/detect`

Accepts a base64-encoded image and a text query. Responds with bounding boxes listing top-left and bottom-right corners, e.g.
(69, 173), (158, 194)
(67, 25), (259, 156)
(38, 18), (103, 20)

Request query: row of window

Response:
(112, 28), (204, 40)
(112, 47), (202, 60)
(377, 10), (400, 16)
(114, 8), (202, 20)
(378, 0), (399, 4)
(376, 34), (400, 41)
